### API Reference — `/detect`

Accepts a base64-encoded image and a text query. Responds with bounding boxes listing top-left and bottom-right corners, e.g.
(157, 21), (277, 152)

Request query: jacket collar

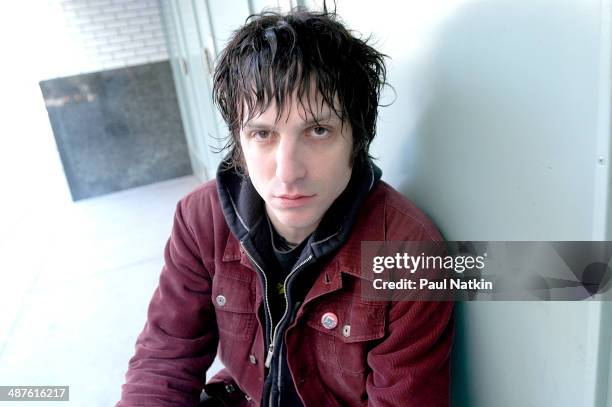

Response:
(221, 230), (373, 308)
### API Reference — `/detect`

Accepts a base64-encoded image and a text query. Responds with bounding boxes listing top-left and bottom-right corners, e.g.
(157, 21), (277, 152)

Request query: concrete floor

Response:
(0, 175), (224, 406)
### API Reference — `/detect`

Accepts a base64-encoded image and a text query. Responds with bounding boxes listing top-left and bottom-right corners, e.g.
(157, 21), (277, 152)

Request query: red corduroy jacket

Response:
(117, 179), (454, 406)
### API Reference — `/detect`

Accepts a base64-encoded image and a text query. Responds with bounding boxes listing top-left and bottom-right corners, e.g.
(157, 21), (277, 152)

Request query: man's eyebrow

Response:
(242, 120), (274, 130)
(302, 113), (335, 125)
(242, 114), (338, 130)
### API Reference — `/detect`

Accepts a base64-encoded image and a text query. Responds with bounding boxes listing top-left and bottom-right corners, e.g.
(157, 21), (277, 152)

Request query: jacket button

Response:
(342, 325), (351, 337)
(248, 354), (257, 364)
(321, 312), (338, 329)
(216, 295), (227, 307)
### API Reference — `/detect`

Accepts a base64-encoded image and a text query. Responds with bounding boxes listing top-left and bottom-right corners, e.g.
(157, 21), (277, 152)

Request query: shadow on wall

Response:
(393, 0), (595, 240)
(384, 1), (602, 406)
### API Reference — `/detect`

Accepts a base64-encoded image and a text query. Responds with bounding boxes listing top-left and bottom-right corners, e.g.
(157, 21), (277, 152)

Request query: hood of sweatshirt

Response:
(216, 157), (382, 262)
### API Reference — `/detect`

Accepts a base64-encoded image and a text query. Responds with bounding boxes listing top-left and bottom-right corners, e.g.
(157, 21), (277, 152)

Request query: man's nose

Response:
(275, 135), (306, 184)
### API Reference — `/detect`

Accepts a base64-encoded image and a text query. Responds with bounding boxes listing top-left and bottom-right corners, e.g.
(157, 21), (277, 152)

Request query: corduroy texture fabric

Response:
(117, 179), (454, 406)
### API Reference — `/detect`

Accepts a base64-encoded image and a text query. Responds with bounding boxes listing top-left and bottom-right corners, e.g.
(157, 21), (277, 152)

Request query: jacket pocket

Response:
(212, 273), (257, 341)
(305, 295), (386, 375)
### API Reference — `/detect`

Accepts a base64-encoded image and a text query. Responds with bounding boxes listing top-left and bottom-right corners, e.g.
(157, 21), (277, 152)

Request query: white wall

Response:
(40, 0), (168, 79)
(333, 0), (612, 406)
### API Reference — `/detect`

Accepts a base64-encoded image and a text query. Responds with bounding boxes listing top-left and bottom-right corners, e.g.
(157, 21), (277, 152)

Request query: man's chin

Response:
(274, 214), (319, 232)
(277, 218), (316, 230)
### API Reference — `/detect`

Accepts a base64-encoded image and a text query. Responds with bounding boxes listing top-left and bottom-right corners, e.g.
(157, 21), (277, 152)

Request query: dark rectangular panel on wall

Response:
(40, 61), (193, 201)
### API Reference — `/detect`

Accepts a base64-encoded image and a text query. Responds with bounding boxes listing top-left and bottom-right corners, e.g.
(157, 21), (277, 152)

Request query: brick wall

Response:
(58, 0), (168, 74)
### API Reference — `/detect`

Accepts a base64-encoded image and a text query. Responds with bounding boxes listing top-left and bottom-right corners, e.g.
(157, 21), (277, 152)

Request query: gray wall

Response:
(336, 0), (612, 406)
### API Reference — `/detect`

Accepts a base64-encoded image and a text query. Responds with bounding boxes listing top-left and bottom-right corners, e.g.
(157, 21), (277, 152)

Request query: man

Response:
(118, 7), (454, 407)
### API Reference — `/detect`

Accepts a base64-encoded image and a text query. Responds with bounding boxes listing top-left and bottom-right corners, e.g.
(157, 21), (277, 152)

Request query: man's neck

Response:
(265, 206), (318, 245)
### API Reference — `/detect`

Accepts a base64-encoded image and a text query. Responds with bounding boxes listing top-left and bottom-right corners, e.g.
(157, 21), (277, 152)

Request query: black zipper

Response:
(241, 240), (313, 407)
(270, 255), (313, 407)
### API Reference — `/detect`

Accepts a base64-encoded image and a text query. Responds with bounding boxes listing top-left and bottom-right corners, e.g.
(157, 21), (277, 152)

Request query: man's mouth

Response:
(276, 194), (311, 199)
(273, 194), (315, 208)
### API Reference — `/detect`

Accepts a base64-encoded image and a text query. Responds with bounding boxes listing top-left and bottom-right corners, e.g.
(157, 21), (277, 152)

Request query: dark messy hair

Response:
(212, 6), (388, 170)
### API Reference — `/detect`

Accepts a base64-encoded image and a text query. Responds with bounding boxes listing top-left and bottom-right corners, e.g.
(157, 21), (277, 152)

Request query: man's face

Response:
(239, 92), (353, 244)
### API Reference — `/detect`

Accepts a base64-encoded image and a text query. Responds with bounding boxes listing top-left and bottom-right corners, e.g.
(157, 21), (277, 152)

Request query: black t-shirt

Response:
(266, 216), (309, 326)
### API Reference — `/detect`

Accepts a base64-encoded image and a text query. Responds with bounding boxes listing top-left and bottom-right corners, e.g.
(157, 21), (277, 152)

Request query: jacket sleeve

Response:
(365, 299), (454, 406)
(117, 199), (219, 406)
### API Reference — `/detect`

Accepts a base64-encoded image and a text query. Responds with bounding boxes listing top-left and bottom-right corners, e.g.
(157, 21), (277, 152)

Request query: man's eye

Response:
(310, 126), (330, 138)
(252, 130), (271, 140)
